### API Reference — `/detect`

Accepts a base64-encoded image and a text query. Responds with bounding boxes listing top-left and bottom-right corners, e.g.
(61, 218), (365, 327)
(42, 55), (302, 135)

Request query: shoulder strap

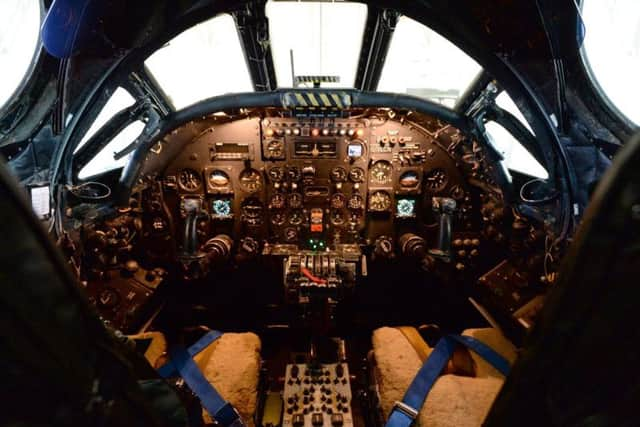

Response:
(158, 331), (246, 427)
(385, 334), (511, 427)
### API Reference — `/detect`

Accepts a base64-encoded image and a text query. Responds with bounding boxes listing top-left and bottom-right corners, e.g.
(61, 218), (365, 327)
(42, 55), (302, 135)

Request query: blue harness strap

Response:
(385, 334), (511, 427)
(157, 330), (222, 378)
(157, 331), (245, 427)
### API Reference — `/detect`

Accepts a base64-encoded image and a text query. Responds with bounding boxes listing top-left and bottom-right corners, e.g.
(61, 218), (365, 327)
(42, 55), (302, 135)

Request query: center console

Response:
(283, 362), (354, 427)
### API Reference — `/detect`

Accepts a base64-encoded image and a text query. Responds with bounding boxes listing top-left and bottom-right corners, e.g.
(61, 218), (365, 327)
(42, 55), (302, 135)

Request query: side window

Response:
(75, 87), (143, 179)
(78, 121), (145, 179)
(582, 1), (640, 124)
(484, 92), (549, 179)
(0, 1), (41, 110)
(75, 87), (135, 152)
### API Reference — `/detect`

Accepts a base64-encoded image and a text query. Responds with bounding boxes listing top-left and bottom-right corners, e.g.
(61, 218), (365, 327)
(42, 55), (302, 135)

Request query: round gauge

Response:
(288, 192), (303, 209)
(241, 198), (263, 224)
(212, 199), (232, 218)
(289, 210), (304, 225)
(178, 169), (202, 191)
(348, 194), (364, 210)
(271, 212), (286, 226)
(370, 160), (393, 185)
(425, 169), (448, 191)
(349, 167), (365, 183)
(396, 198), (416, 218)
(287, 166), (301, 181)
(267, 139), (284, 158)
(331, 210), (345, 225)
(239, 169), (263, 193)
(330, 193), (346, 209)
(284, 227), (298, 242)
(330, 166), (348, 183)
(399, 170), (420, 188)
(268, 167), (284, 182)
(209, 170), (230, 187)
(369, 191), (392, 212)
(269, 193), (286, 209)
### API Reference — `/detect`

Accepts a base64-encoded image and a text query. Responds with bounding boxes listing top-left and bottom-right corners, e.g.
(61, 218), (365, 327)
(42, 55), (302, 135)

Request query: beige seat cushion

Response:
(372, 327), (516, 427)
(193, 332), (262, 426)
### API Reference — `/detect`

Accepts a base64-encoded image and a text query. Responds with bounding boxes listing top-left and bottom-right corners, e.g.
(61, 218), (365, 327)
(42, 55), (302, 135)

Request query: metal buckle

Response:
(214, 403), (246, 427)
(392, 401), (419, 420)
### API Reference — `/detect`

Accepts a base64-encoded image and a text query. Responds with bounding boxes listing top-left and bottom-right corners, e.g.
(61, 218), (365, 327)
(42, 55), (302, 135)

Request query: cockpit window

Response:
(0, 1), (41, 110)
(582, 1), (640, 124)
(145, 14), (253, 110)
(377, 16), (482, 107)
(266, 1), (367, 88)
(485, 92), (548, 180)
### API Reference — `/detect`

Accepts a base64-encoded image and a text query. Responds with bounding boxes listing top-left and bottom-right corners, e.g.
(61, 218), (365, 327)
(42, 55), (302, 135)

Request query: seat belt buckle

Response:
(215, 402), (246, 427)
(392, 401), (419, 421)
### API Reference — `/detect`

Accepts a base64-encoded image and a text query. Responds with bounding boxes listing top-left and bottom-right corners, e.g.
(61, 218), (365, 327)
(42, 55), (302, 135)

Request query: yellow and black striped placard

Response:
(282, 91), (352, 109)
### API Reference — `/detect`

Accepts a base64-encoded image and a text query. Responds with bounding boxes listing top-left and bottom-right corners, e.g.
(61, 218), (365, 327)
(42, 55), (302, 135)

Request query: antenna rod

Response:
(290, 49), (297, 88)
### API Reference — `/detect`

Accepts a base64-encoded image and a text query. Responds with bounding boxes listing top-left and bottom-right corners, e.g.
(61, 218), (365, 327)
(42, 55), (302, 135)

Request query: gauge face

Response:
(239, 169), (263, 193)
(399, 170), (420, 188)
(241, 199), (263, 224)
(349, 167), (365, 183)
(348, 194), (364, 210)
(330, 193), (346, 209)
(289, 210), (303, 225)
(211, 199), (233, 218)
(268, 167), (284, 182)
(284, 227), (298, 242)
(396, 198), (416, 218)
(178, 169), (202, 191)
(347, 142), (363, 158)
(209, 170), (230, 187)
(288, 192), (303, 209)
(271, 211), (286, 226)
(287, 166), (301, 181)
(424, 169), (448, 191)
(330, 166), (348, 183)
(369, 190), (392, 212)
(370, 160), (393, 185)
(330, 210), (345, 225)
(266, 139), (284, 158)
(269, 193), (286, 209)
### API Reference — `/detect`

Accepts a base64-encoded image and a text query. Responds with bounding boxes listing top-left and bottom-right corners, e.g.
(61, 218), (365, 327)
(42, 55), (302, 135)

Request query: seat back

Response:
(0, 160), (172, 426)
(485, 133), (640, 426)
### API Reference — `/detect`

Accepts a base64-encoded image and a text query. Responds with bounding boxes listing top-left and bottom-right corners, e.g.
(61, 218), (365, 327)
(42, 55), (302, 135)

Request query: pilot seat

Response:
(0, 158), (262, 426)
(370, 327), (517, 427)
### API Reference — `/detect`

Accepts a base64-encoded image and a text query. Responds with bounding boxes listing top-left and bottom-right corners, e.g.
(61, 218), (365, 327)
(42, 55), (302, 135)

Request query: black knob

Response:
(331, 414), (344, 426)
(399, 233), (426, 258)
(373, 236), (395, 260)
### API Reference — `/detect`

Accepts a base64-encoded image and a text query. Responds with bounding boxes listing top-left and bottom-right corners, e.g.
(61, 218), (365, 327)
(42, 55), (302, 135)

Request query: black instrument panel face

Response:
(161, 115), (470, 249)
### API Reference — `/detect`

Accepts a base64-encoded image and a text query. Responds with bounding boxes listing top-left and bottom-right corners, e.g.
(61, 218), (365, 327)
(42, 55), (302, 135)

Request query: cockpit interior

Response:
(1, 1), (639, 426)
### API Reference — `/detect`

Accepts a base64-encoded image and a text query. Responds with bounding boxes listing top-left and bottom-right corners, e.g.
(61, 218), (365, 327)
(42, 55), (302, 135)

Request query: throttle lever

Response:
(429, 197), (457, 262)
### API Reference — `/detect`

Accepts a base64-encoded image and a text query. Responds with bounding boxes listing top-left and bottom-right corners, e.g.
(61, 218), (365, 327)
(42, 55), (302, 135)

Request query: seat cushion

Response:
(372, 327), (515, 427)
(461, 328), (517, 378)
(193, 332), (262, 426)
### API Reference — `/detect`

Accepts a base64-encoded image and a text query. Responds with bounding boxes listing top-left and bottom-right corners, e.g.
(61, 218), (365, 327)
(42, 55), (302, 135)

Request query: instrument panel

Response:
(159, 115), (471, 251)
